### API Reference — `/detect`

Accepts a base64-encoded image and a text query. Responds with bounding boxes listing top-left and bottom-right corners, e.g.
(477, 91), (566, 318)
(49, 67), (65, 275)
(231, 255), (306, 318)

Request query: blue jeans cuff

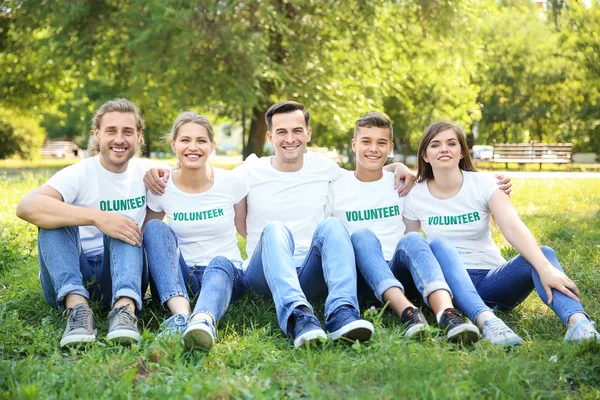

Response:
(160, 290), (189, 311)
(113, 288), (143, 312)
(56, 284), (89, 311)
(421, 281), (452, 307)
(374, 279), (404, 302)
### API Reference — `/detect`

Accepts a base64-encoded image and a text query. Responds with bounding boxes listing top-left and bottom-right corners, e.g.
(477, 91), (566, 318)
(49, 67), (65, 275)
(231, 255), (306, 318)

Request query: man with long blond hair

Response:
(17, 98), (150, 348)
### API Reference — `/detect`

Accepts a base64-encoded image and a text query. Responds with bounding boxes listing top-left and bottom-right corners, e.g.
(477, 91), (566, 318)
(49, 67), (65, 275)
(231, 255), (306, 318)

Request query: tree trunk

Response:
(244, 107), (268, 159)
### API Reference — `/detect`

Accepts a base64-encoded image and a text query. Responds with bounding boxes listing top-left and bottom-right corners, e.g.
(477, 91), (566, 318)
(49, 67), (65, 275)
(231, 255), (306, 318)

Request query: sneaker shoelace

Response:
(333, 306), (357, 322)
(171, 314), (187, 327)
(114, 305), (137, 326)
(404, 308), (421, 324)
(296, 312), (319, 330)
(443, 308), (467, 327)
(65, 306), (92, 330)
(575, 320), (597, 335)
(485, 318), (513, 336)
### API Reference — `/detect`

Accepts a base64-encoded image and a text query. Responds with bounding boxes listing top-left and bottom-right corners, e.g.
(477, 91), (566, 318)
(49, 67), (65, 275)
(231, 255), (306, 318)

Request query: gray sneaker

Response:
(564, 319), (600, 343)
(482, 317), (524, 346)
(60, 303), (97, 348)
(106, 305), (140, 345)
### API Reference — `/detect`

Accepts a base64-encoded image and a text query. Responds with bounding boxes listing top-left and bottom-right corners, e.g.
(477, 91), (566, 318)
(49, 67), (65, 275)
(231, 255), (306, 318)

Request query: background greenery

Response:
(1, 0), (600, 160)
(1, 170), (599, 399)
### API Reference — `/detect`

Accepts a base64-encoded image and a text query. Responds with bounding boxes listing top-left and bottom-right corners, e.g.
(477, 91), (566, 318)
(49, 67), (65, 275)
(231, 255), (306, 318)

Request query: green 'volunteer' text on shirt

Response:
(428, 211), (481, 226)
(173, 208), (225, 222)
(100, 196), (146, 212)
(345, 205), (401, 222)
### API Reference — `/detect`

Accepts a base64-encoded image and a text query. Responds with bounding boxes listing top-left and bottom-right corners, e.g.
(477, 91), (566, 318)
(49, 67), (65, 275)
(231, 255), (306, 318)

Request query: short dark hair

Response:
(265, 101), (311, 131)
(416, 120), (477, 182)
(354, 112), (393, 140)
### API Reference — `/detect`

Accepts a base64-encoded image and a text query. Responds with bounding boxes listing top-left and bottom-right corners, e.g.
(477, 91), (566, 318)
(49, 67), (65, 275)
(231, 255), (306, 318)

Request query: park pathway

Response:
(496, 171), (600, 179)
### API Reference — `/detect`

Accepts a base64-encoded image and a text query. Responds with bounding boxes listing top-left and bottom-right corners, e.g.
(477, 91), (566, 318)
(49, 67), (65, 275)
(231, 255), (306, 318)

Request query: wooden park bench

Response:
(491, 141), (573, 170)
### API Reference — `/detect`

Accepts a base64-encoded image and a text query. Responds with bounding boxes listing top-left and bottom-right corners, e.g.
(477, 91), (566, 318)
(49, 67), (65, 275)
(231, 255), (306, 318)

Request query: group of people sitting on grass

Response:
(16, 98), (599, 351)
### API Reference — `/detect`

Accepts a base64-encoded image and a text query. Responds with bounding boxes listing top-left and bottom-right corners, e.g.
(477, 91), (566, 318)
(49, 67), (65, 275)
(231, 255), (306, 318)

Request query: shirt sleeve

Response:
(402, 189), (419, 221)
(146, 191), (164, 213)
(229, 174), (250, 204)
(45, 163), (84, 205)
(480, 173), (501, 203)
(324, 181), (335, 217)
(230, 154), (257, 181)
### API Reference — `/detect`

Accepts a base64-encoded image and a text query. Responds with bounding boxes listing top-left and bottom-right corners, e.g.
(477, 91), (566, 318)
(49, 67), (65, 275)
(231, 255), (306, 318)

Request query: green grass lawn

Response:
(1, 171), (600, 399)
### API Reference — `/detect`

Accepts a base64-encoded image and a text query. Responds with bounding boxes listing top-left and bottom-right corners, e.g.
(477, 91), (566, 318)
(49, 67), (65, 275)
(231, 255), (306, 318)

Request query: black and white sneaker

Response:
(400, 307), (429, 338)
(438, 308), (480, 344)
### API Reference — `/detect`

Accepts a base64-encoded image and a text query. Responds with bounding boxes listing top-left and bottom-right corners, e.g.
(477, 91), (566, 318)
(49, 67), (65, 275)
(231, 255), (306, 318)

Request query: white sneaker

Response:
(183, 318), (216, 351)
(564, 319), (600, 343)
(482, 317), (523, 346)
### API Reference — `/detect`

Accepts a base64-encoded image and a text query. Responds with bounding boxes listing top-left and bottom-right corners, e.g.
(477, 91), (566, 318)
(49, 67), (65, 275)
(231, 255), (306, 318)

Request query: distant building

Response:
(40, 140), (83, 159)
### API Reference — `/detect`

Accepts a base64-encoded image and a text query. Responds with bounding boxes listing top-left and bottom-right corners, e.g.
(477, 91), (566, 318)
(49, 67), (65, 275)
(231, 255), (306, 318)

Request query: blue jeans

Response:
(428, 237), (587, 326)
(350, 230), (451, 307)
(245, 218), (359, 335)
(143, 220), (248, 323)
(38, 226), (148, 312)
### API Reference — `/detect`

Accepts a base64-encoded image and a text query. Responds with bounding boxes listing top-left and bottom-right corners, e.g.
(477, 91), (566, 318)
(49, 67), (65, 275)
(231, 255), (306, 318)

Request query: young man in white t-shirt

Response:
(16, 99), (150, 348)
(328, 112), (487, 343)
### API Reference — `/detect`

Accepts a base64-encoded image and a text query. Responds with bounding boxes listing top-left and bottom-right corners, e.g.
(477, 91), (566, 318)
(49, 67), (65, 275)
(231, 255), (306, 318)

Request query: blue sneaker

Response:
(325, 305), (374, 342)
(183, 318), (216, 351)
(290, 308), (327, 348)
(157, 313), (188, 339)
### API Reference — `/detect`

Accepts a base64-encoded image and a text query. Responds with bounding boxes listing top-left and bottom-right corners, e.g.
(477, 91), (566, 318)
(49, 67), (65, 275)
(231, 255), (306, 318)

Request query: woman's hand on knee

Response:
(539, 265), (580, 304)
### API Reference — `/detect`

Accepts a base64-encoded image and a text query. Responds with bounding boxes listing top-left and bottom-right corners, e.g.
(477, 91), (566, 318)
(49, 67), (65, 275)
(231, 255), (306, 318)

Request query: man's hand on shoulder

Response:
(495, 173), (512, 195)
(384, 162), (417, 197)
(144, 168), (170, 195)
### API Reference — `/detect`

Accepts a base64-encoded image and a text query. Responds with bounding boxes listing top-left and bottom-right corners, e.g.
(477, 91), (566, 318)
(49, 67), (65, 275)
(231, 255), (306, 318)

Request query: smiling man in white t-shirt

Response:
(16, 99), (150, 348)
(233, 101), (378, 347)
(144, 101), (416, 347)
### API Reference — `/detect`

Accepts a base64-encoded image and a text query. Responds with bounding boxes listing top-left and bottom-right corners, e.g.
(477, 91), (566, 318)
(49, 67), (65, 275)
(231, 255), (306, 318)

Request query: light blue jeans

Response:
(38, 226), (148, 312)
(428, 237), (587, 326)
(143, 220), (248, 323)
(245, 218), (359, 335)
(350, 230), (452, 307)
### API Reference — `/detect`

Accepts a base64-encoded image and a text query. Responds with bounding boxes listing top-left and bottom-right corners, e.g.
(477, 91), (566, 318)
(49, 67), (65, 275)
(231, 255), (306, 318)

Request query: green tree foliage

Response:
(1, 0), (599, 158)
(0, 108), (45, 159)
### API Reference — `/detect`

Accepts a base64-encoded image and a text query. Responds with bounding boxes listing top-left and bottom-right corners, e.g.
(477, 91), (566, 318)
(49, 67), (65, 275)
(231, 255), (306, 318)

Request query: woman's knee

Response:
(316, 217), (347, 236)
(350, 228), (378, 247)
(427, 236), (455, 253)
(143, 219), (168, 238)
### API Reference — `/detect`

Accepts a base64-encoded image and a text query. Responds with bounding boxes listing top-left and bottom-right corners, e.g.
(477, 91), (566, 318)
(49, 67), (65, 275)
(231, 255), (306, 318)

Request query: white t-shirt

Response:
(45, 156), (150, 257)
(403, 171), (506, 270)
(328, 170), (405, 261)
(232, 151), (342, 268)
(147, 167), (248, 268)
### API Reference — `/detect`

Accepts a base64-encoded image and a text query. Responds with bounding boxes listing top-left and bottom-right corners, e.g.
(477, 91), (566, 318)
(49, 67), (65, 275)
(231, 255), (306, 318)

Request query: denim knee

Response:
(206, 256), (236, 280)
(427, 236), (455, 252)
(350, 228), (379, 248)
(143, 219), (170, 242)
(262, 221), (294, 244)
(396, 232), (426, 251)
(316, 217), (347, 236)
